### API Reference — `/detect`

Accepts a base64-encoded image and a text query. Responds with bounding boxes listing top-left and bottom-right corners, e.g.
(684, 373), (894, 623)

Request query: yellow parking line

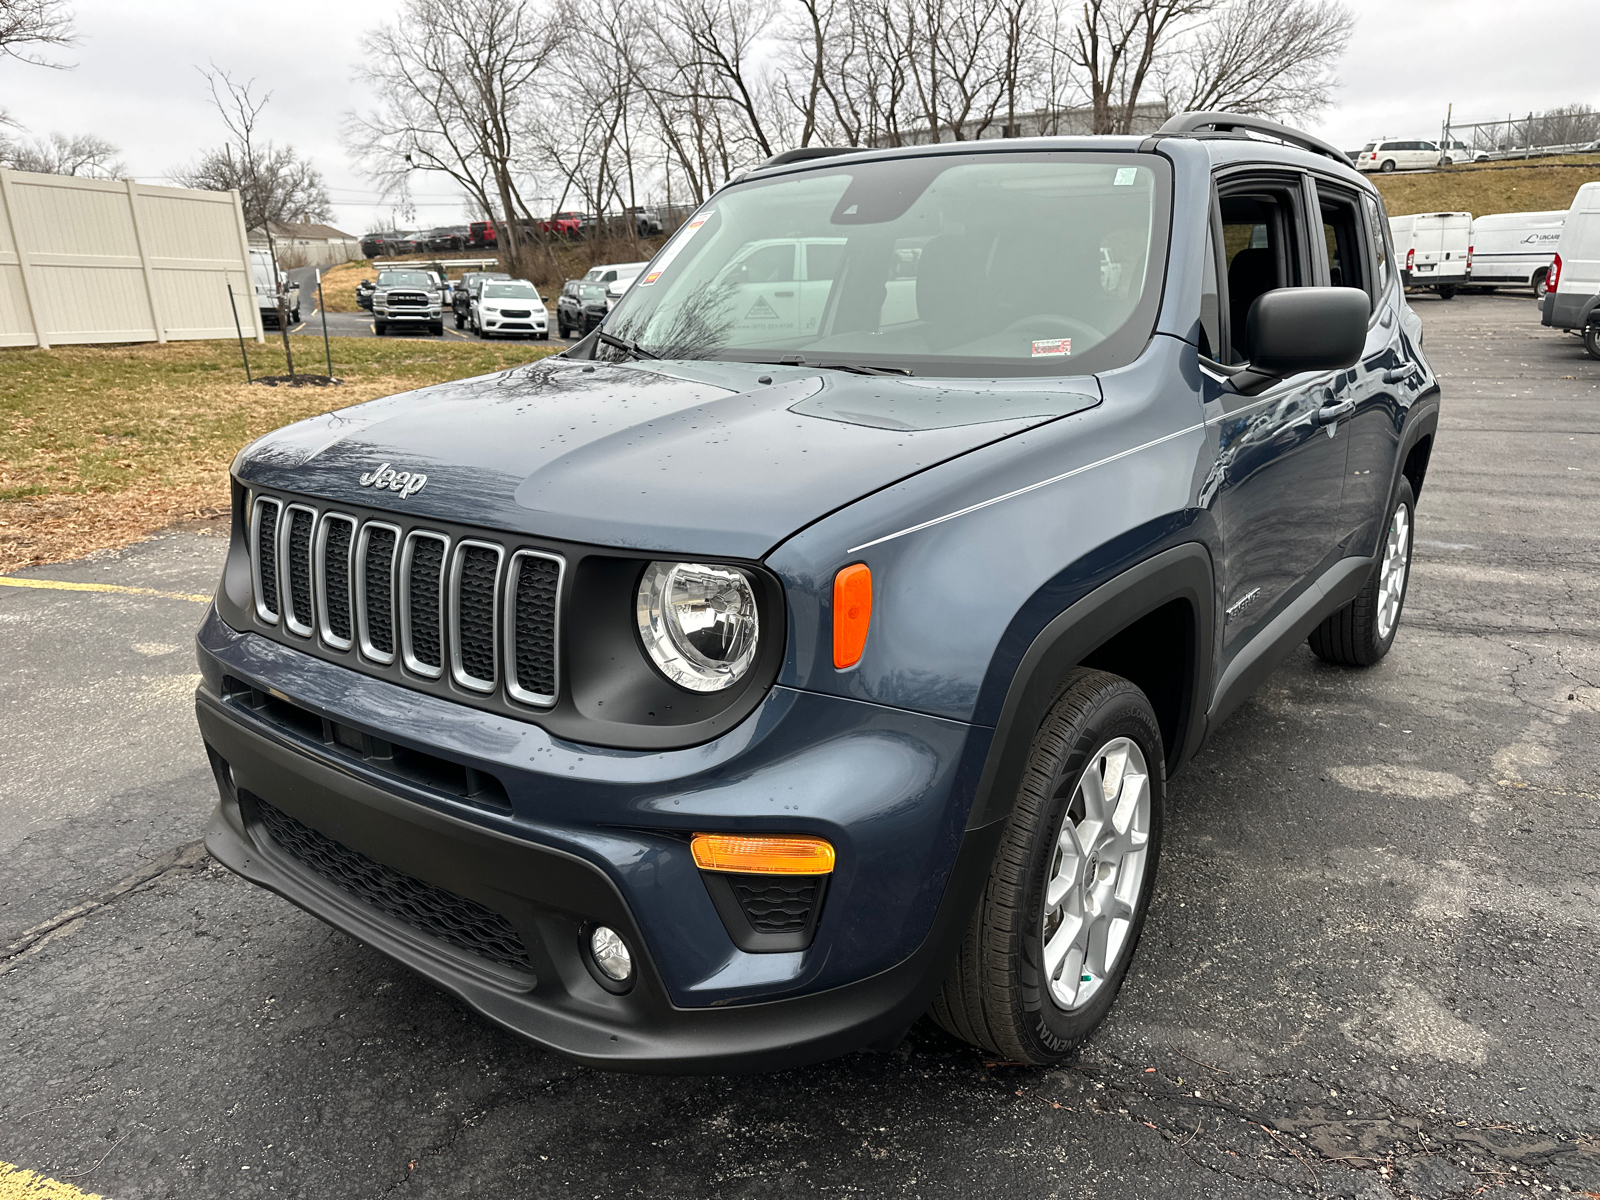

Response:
(0, 1159), (107, 1199)
(0, 576), (211, 603)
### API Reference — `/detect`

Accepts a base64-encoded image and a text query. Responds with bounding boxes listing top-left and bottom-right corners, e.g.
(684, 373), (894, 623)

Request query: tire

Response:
(1437, 285), (1457, 300)
(1533, 270), (1549, 299)
(1308, 477), (1415, 667)
(929, 669), (1166, 1065)
(558, 321), (570, 338)
(1585, 323), (1600, 361)
(1379, 159), (1396, 173)
(454, 312), (465, 330)
(373, 321), (387, 336)
(538, 331), (549, 340)
(1440, 155), (1454, 166)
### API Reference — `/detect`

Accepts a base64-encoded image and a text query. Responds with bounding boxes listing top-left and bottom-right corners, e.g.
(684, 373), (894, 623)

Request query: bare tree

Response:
(0, 0), (74, 66)
(1170, 0), (1354, 121)
(1069, 0), (1211, 134)
(0, 129), (123, 176)
(174, 68), (331, 377)
(1515, 103), (1600, 150)
(348, 0), (567, 281)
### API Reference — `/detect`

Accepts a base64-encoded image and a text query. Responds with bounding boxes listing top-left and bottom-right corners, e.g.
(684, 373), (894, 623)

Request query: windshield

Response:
(580, 283), (608, 302)
(483, 283), (539, 299)
(603, 152), (1169, 376)
(378, 271), (432, 287)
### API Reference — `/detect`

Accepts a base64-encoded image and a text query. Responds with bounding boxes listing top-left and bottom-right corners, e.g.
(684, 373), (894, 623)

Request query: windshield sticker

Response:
(1031, 338), (1071, 357)
(638, 212), (713, 285)
(1114, 167), (1138, 186)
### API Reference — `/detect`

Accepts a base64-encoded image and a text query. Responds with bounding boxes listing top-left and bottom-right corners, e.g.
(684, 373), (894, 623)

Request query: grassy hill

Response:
(1373, 154), (1600, 218)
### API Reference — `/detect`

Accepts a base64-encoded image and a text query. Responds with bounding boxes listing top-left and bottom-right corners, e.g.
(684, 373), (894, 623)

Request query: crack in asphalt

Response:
(0, 839), (208, 973)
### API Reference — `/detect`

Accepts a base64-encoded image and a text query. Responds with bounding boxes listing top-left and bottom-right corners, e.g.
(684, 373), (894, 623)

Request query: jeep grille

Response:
(247, 493), (564, 710)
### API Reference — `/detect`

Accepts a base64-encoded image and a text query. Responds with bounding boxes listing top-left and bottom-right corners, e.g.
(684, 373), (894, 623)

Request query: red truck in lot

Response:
(467, 221), (497, 249)
(540, 211), (590, 238)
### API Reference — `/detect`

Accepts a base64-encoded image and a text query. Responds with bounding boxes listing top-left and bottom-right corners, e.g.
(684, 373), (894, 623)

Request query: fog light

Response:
(590, 926), (633, 982)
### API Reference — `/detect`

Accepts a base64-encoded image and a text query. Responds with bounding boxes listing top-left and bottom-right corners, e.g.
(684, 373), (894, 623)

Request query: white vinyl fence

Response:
(0, 168), (264, 349)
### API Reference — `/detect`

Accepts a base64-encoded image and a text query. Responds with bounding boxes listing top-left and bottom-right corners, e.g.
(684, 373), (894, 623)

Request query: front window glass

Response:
(483, 283), (539, 299)
(378, 271), (431, 287)
(603, 152), (1169, 376)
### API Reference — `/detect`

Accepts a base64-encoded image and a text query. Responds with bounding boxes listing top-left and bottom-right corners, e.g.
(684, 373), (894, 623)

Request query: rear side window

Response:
(1318, 186), (1369, 301)
(1362, 193), (1391, 292)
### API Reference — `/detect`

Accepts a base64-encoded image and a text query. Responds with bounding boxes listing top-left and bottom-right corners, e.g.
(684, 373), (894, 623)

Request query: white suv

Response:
(1356, 139), (1442, 173)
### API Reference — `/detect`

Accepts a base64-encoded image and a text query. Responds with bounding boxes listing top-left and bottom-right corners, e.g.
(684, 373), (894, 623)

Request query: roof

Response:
(253, 219), (358, 241)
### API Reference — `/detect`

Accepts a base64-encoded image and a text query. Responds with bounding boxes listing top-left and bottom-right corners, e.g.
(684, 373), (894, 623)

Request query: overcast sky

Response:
(2, 0), (1596, 234)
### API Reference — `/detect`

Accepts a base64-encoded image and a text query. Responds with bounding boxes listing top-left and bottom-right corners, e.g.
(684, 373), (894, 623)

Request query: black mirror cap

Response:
(1246, 287), (1370, 376)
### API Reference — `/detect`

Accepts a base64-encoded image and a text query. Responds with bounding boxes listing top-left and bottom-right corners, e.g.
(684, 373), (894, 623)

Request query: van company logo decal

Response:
(358, 462), (428, 498)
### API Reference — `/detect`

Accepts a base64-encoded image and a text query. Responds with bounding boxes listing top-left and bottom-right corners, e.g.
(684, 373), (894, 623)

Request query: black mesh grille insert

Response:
(286, 509), (314, 627)
(323, 519), (353, 642)
(730, 876), (820, 935)
(363, 528), (396, 656)
(252, 796), (532, 974)
(408, 537), (445, 670)
(456, 546), (499, 684)
(512, 556), (559, 699)
(256, 502), (280, 617)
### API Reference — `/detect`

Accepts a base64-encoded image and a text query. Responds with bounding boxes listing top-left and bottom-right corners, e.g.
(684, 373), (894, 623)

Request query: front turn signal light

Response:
(832, 562), (872, 669)
(691, 833), (836, 875)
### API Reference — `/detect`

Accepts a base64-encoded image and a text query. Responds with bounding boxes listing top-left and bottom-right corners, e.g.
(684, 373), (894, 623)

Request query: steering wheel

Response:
(1001, 313), (1105, 344)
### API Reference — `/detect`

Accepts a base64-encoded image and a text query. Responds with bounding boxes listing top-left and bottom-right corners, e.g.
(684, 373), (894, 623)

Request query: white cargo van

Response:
(1469, 210), (1566, 295)
(1389, 212), (1471, 299)
(250, 248), (301, 328)
(1540, 181), (1600, 359)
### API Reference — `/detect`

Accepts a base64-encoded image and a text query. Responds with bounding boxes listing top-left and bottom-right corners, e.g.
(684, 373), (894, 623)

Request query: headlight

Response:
(636, 562), (759, 692)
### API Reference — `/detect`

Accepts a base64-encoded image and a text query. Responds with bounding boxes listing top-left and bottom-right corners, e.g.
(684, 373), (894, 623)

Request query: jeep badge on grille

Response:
(358, 462), (428, 498)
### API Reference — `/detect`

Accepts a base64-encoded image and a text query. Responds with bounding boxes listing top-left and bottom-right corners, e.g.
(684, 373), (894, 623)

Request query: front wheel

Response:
(1309, 478), (1415, 666)
(373, 320), (387, 336)
(1437, 285), (1458, 300)
(1584, 323), (1600, 361)
(930, 669), (1165, 1065)
(430, 321), (444, 336)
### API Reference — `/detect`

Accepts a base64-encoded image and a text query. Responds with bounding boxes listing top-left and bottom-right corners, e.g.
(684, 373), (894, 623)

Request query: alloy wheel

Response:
(1376, 501), (1412, 639)
(1041, 737), (1152, 1012)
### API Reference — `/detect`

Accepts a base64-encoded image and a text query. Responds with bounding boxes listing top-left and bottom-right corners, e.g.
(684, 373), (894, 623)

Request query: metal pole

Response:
(317, 269), (333, 380)
(228, 283), (252, 383)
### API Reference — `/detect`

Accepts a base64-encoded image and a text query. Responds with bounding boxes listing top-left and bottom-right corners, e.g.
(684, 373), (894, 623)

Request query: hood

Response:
(235, 358), (1100, 559)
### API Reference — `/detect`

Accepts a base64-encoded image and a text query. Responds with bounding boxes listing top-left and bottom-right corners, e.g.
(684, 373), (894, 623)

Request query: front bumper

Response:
(480, 311), (548, 335)
(376, 309), (441, 324)
(194, 610), (997, 1072)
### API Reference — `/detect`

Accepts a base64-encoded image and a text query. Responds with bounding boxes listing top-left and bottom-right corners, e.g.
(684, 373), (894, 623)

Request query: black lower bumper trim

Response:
(197, 688), (1002, 1073)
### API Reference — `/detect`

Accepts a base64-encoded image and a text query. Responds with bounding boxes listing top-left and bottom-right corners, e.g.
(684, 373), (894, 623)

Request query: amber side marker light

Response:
(691, 833), (836, 875)
(832, 562), (872, 669)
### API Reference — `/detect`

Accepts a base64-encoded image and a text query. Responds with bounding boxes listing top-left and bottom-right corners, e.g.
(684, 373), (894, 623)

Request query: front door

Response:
(1202, 175), (1352, 659)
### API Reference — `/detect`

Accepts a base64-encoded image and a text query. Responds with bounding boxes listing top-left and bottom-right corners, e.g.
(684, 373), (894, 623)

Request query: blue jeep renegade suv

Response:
(195, 113), (1438, 1072)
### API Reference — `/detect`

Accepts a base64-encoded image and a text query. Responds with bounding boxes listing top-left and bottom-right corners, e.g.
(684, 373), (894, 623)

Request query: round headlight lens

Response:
(636, 561), (760, 692)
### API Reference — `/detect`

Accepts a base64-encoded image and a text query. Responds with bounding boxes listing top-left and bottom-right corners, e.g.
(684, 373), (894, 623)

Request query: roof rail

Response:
(1156, 111), (1352, 167)
(759, 146), (864, 169)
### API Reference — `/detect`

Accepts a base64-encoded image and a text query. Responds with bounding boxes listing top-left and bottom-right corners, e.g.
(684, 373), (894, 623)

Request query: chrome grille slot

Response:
(450, 541), (502, 693)
(357, 523), (400, 664)
(316, 514), (356, 650)
(281, 504), (317, 637)
(505, 551), (562, 706)
(250, 497), (282, 623)
(401, 531), (449, 679)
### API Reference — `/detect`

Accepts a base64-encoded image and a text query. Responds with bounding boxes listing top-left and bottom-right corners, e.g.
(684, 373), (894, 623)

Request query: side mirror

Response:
(1232, 287), (1369, 394)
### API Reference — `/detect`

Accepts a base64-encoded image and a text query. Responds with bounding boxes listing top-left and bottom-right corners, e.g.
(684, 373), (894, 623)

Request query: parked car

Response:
(426, 226), (469, 252)
(371, 267), (443, 336)
(558, 260), (648, 336)
(249, 248), (300, 327)
(1436, 138), (1475, 165)
(469, 278), (548, 339)
(624, 206), (663, 236)
(1356, 139), (1442, 173)
(197, 112), (1439, 1072)
(467, 221), (498, 249)
(1468, 210), (1566, 295)
(360, 232), (398, 258)
(1540, 181), (1600, 359)
(541, 210), (590, 238)
(1389, 212), (1471, 298)
(452, 271), (512, 329)
(355, 278), (376, 311)
(387, 231), (428, 256)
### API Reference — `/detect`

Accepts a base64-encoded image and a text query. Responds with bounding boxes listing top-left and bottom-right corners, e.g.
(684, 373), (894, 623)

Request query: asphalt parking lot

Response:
(2, 293), (1597, 1199)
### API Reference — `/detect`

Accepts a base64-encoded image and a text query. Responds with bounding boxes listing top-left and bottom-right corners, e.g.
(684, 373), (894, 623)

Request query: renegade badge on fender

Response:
(196, 112), (1438, 1072)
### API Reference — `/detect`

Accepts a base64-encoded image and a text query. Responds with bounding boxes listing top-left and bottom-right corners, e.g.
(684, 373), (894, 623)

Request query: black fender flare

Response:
(965, 542), (1215, 830)
(1394, 392), (1440, 504)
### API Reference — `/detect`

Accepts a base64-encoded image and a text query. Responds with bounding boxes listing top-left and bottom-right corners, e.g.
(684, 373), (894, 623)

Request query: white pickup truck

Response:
(372, 267), (444, 337)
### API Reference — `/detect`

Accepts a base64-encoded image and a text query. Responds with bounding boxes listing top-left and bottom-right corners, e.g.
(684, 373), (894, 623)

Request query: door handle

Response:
(1383, 363), (1418, 384)
(1316, 398), (1355, 425)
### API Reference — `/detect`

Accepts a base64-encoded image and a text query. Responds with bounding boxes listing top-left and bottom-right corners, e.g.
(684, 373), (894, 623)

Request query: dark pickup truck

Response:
(196, 112), (1437, 1074)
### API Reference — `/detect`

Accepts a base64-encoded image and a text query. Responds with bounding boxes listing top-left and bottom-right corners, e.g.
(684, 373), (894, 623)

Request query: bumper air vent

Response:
(250, 794), (531, 974)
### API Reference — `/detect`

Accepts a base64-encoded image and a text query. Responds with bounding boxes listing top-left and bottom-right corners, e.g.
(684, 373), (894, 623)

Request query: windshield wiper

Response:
(775, 355), (912, 376)
(595, 330), (659, 360)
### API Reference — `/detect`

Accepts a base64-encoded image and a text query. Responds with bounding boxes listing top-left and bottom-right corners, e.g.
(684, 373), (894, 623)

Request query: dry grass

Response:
(316, 259), (372, 313)
(1374, 154), (1600, 217)
(0, 336), (554, 572)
